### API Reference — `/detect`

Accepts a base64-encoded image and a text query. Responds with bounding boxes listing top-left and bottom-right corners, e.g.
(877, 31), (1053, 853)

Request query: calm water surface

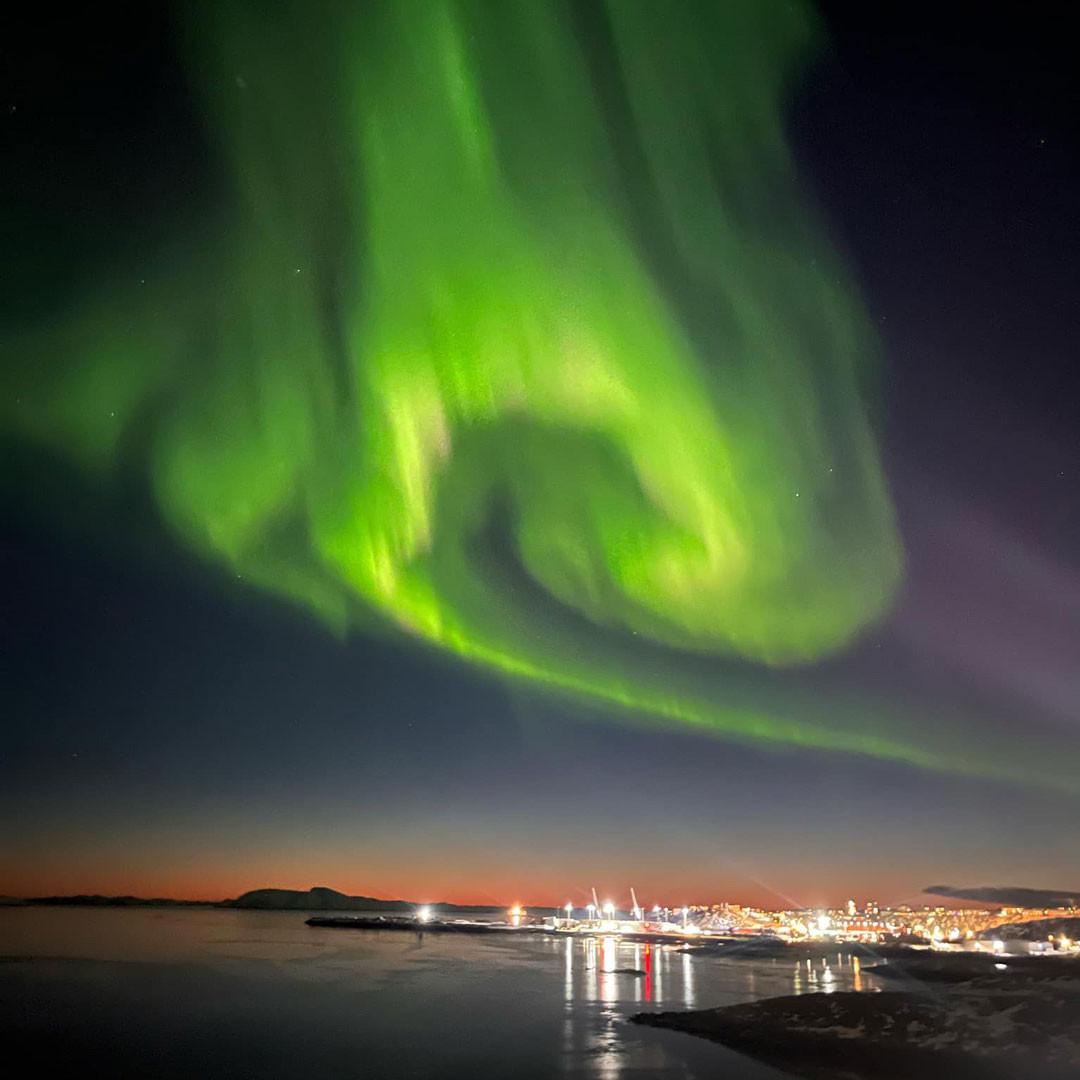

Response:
(0, 908), (879, 1078)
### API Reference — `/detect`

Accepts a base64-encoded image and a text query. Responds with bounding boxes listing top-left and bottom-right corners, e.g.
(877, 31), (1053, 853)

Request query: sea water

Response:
(0, 907), (877, 1078)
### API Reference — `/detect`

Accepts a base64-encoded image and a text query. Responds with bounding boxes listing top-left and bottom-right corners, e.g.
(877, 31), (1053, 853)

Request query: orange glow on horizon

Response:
(0, 862), (943, 911)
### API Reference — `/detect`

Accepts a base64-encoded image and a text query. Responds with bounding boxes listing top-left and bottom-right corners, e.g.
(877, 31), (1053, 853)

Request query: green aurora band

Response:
(3, 0), (1073, 790)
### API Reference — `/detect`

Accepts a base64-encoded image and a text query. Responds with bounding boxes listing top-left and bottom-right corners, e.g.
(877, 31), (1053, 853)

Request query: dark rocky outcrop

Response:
(632, 959), (1080, 1079)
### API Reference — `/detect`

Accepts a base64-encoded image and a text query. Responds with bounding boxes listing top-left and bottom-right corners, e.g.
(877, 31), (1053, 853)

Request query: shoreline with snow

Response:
(631, 953), (1080, 1079)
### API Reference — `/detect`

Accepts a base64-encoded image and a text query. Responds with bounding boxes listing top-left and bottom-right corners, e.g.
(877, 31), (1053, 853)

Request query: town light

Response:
(417, 906), (432, 923)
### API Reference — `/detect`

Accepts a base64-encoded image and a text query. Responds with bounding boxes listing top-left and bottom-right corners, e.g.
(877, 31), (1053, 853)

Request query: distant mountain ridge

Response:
(12, 886), (512, 913)
(19, 894), (217, 907)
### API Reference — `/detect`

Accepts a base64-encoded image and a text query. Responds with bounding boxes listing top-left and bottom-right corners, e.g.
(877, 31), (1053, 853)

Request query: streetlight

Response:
(586, 903), (596, 923)
(603, 901), (615, 920)
(682, 906), (689, 928)
(564, 902), (573, 927)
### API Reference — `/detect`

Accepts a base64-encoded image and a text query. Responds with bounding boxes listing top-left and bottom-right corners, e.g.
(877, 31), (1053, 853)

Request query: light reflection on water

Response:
(0, 908), (879, 1079)
(549, 931), (871, 1008)
(545, 931), (875, 1075)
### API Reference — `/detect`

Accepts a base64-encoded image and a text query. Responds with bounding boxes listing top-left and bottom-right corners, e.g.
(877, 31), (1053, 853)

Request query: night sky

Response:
(2, 1), (1078, 908)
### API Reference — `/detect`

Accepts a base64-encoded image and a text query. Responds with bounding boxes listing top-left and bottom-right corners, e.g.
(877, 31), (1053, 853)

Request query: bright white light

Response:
(564, 903), (573, 915)
(816, 915), (830, 932)
(417, 906), (432, 923)
(652, 905), (661, 914)
(603, 902), (615, 918)
(994, 962), (1008, 970)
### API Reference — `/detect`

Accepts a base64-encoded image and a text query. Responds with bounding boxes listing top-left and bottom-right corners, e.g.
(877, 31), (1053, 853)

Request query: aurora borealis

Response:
(0, 0), (943, 766)
(3, 0), (1080, 903)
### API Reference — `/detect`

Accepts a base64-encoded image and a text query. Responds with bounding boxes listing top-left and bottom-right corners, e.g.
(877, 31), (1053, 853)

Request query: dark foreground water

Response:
(0, 908), (878, 1078)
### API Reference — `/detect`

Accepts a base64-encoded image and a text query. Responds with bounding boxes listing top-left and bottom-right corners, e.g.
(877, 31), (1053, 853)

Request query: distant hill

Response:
(226, 886), (508, 913)
(977, 916), (1080, 942)
(227, 887), (405, 911)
